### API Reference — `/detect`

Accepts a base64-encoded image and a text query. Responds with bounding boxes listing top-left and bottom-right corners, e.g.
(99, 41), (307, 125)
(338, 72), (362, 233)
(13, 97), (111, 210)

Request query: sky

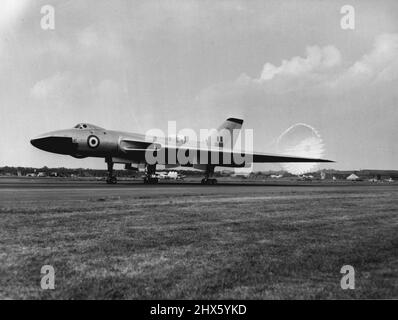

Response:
(0, 0), (397, 170)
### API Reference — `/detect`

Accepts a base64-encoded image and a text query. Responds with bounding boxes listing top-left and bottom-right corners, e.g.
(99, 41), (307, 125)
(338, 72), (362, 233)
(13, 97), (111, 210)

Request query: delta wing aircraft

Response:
(31, 118), (333, 184)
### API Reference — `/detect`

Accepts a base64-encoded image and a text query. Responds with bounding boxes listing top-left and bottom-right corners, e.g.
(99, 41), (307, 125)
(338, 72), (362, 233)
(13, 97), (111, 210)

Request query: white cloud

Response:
(30, 73), (67, 99)
(225, 33), (398, 95)
(30, 72), (91, 101)
(259, 45), (341, 81)
(31, 73), (123, 101)
(343, 33), (398, 85)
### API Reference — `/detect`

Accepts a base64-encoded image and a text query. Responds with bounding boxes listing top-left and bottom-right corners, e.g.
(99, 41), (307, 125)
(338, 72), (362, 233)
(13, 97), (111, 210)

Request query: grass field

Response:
(0, 181), (397, 299)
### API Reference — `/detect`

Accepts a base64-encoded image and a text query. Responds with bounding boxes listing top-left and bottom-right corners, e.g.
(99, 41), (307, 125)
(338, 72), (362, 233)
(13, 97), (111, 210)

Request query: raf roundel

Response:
(87, 135), (100, 148)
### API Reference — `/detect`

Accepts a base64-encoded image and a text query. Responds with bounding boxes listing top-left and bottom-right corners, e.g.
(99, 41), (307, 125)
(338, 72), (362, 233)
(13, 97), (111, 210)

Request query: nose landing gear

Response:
(201, 178), (217, 185)
(106, 159), (117, 184)
(106, 176), (117, 184)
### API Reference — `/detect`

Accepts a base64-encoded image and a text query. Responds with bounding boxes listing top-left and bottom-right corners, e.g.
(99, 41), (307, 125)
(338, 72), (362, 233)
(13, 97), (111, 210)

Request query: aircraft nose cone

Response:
(30, 135), (77, 154)
(30, 137), (42, 148)
(30, 137), (47, 150)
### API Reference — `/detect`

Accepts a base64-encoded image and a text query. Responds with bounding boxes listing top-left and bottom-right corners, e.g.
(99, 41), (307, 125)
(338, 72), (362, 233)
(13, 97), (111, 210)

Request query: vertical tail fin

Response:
(207, 118), (244, 149)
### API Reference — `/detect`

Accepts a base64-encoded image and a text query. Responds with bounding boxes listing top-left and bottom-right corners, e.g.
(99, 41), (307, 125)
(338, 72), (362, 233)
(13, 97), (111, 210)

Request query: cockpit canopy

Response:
(74, 123), (105, 130)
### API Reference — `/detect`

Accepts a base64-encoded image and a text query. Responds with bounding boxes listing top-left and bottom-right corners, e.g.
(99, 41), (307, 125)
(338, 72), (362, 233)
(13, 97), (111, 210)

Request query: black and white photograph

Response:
(0, 0), (397, 305)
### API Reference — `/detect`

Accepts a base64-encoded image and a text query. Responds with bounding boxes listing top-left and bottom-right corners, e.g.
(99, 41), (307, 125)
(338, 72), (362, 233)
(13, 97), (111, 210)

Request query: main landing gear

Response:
(106, 160), (117, 184)
(201, 165), (217, 185)
(143, 164), (159, 184)
(201, 178), (217, 185)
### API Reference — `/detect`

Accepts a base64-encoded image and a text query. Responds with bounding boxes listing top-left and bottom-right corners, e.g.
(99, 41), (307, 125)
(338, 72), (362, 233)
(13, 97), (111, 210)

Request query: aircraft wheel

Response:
(106, 176), (117, 184)
(201, 178), (217, 185)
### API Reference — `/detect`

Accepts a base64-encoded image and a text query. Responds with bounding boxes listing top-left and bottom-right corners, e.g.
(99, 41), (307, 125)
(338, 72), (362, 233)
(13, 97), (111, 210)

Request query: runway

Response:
(0, 176), (391, 190)
(0, 177), (394, 202)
